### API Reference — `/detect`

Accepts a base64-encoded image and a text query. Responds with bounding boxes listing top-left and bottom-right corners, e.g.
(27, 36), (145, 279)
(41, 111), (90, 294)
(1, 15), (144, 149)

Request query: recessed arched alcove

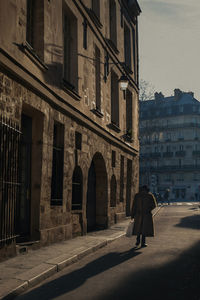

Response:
(86, 152), (108, 232)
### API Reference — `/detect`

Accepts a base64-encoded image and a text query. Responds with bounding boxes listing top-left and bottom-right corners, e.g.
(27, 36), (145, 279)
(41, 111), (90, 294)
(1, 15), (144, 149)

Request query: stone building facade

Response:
(140, 89), (200, 201)
(0, 0), (141, 260)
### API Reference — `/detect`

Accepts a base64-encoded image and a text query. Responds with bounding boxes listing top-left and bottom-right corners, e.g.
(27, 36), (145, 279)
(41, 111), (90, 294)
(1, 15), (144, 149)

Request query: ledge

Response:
(21, 42), (48, 71)
(91, 108), (104, 118)
(62, 79), (81, 101)
(107, 122), (121, 133)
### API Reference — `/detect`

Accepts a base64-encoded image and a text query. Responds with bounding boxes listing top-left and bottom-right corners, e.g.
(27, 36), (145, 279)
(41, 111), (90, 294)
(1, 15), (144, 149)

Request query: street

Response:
(17, 204), (200, 300)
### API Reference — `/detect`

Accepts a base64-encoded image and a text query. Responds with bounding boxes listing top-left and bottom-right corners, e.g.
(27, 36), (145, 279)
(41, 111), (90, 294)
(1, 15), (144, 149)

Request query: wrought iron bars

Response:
(0, 115), (21, 247)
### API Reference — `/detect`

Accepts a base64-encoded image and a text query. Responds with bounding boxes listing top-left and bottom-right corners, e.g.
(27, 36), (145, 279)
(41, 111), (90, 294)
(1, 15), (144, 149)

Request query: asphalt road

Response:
(17, 205), (200, 300)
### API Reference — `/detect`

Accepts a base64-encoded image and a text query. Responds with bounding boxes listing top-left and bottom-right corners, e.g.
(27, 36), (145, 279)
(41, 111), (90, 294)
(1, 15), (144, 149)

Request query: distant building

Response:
(139, 89), (200, 201)
(0, 0), (141, 260)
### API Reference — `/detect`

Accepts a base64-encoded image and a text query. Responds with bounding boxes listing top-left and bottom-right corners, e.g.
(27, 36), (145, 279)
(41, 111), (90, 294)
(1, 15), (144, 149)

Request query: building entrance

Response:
(86, 152), (108, 232)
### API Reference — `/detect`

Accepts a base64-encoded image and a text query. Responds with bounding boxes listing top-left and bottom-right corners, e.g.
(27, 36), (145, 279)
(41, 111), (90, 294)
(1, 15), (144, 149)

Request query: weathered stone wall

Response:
(0, 0), (140, 254)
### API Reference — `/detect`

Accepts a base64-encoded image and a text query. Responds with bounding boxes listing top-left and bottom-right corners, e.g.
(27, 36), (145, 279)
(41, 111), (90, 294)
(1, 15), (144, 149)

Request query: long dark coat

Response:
(131, 191), (157, 236)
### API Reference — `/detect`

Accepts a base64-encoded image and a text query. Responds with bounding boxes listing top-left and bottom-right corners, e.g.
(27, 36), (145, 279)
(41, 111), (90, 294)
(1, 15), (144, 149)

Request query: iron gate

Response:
(0, 115), (21, 247)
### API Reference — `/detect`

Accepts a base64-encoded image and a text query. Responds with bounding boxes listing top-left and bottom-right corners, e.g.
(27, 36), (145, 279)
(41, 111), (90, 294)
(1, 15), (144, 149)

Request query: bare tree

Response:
(139, 79), (155, 101)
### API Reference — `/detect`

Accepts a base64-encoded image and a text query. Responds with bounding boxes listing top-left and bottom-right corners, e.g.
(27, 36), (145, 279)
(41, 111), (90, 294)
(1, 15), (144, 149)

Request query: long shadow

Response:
(96, 241), (200, 300)
(17, 248), (141, 299)
(175, 214), (200, 230)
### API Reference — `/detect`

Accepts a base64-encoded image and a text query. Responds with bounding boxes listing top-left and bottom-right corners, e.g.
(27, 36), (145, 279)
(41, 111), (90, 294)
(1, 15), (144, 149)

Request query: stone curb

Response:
(1, 206), (162, 300)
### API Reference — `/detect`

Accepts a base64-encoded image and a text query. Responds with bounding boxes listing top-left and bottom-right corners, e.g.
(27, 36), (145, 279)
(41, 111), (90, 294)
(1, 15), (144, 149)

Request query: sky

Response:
(138, 0), (200, 100)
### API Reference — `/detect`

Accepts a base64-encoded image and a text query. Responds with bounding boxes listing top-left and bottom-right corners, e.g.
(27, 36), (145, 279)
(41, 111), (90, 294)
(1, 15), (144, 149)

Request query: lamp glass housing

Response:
(119, 75), (129, 91)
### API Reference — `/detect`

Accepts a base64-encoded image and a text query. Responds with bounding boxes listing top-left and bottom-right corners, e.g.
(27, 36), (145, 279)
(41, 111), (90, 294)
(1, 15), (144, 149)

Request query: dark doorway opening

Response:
(86, 161), (96, 232)
(86, 152), (108, 232)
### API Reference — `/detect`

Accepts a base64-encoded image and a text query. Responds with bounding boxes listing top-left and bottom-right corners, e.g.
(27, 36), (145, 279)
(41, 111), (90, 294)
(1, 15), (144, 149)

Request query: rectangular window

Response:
(166, 145), (171, 152)
(26, 0), (44, 58)
(109, 0), (117, 47)
(63, 6), (78, 90)
(92, 0), (100, 19)
(126, 89), (132, 137)
(124, 23), (131, 69)
(95, 46), (101, 110)
(51, 122), (64, 206)
(132, 27), (136, 78)
(83, 18), (87, 49)
(111, 70), (119, 127)
(120, 155), (124, 202)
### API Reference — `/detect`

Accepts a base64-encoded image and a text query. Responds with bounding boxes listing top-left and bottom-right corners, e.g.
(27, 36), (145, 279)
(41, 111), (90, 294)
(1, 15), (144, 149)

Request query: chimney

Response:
(154, 92), (164, 101)
(174, 89), (182, 101)
(188, 91), (194, 98)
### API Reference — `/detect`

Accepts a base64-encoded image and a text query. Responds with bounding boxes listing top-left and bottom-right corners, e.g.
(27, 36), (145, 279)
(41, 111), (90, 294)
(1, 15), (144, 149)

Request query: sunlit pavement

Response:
(16, 205), (200, 300)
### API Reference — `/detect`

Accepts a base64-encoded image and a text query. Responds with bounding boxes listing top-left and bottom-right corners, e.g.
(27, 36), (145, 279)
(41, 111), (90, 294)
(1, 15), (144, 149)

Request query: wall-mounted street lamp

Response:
(104, 53), (129, 98)
(79, 53), (130, 98)
(118, 74), (129, 98)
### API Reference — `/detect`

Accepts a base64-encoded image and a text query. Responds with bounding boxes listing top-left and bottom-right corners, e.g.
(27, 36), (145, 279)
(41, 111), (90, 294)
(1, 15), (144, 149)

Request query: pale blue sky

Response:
(139, 0), (200, 99)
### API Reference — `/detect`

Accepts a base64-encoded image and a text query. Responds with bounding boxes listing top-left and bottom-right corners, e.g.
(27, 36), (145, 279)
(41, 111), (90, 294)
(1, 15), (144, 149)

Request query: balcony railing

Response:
(140, 165), (200, 173)
(192, 150), (200, 156)
(140, 122), (200, 132)
(175, 151), (186, 157)
(150, 153), (161, 158)
(163, 152), (173, 158)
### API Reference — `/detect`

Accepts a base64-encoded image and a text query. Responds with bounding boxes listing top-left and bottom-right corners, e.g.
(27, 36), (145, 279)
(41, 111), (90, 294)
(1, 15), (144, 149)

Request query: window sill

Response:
(21, 42), (48, 71)
(107, 122), (121, 133)
(91, 108), (104, 118)
(62, 79), (81, 101)
(106, 39), (119, 55)
(87, 8), (103, 29)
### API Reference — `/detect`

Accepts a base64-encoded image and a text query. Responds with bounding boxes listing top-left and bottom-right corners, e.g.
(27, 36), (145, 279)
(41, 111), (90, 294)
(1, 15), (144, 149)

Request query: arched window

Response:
(110, 174), (117, 207)
(72, 166), (83, 210)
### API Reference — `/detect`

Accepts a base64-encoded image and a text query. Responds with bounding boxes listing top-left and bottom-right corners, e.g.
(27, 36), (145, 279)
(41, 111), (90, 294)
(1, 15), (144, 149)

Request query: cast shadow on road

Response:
(96, 241), (200, 300)
(17, 241), (200, 300)
(175, 214), (200, 230)
(17, 247), (142, 300)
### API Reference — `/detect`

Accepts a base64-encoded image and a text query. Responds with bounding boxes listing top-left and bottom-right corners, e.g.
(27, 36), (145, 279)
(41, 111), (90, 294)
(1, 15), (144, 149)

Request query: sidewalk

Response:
(0, 206), (161, 299)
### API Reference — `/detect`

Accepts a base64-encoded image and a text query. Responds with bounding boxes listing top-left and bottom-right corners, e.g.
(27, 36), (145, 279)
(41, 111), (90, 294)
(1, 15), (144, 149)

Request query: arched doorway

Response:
(86, 152), (108, 232)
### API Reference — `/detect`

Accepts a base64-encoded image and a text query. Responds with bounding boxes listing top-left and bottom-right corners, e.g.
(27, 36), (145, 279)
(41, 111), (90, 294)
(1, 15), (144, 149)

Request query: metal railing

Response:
(0, 115), (21, 247)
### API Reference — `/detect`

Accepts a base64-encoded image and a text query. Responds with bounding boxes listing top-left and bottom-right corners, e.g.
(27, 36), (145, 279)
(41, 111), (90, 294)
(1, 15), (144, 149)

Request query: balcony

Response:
(139, 122), (200, 133)
(192, 150), (200, 157)
(140, 164), (200, 173)
(163, 152), (173, 158)
(150, 153), (161, 158)
(175, 151), (186, 157)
